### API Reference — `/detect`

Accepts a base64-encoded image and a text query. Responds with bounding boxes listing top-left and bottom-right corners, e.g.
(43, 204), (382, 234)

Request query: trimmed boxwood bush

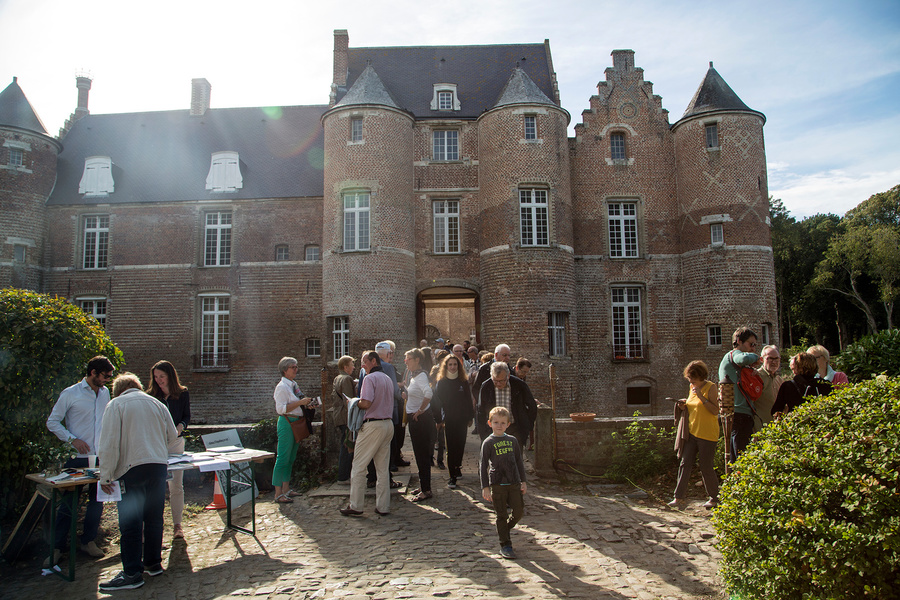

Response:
(712, 378), (900, 599)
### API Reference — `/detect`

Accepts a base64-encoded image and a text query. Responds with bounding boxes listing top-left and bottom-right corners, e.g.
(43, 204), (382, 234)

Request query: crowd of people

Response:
(669, 328), (846, 509)
(41, 329), (846, 588)
(301, 339), (537, 559)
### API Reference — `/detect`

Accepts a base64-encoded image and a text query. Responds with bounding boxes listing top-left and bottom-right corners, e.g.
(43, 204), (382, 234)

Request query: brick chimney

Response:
(191, 78), (211, 116)
(330, 29), (349, 105)
(75, 75), (92, 119)
(333, 30), (349, 88)
(611, 49), (635, 71)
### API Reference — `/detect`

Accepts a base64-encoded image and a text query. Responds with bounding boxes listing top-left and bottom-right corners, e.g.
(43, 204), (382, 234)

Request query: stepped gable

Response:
(492, 67), (556, 109)
(333, 64), (401, 109)
(678, 63), (765, 123)
(0, 77), (49, 134)
(47, 104), (327, 206)
(339, 43), (555, 118)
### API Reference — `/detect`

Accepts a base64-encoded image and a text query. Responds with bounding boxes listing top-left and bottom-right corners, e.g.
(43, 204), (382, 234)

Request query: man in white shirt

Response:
(45, 355), (115, 563)
(47, 356), (114, 563)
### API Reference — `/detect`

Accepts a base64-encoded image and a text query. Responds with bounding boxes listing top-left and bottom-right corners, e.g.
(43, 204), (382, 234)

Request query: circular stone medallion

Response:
(619, 102), (637, 119)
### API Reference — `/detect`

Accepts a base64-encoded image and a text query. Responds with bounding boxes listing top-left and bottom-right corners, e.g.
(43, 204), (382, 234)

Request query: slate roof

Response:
(493, 67), (556, 109)
(678, 64), (765, 123)
(48, 105), (327, 206)
(338, 44), (557, 119)
(334, 64), (401, 109)
(0, 77), (49, 134)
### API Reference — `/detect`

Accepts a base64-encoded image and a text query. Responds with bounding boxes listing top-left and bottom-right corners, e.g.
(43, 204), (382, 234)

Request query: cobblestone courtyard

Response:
(3, 434), (724, 599)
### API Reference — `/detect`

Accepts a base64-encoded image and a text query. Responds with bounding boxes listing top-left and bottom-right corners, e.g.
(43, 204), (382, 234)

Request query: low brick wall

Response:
(533, 404), (674, 480)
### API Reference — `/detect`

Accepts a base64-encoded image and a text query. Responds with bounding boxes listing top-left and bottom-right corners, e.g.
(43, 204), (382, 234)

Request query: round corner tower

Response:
(321, 65), (417, 357)
(673, 62), (778, 355)
(0, 77), (61, 291)
(476, 67), (576, 400)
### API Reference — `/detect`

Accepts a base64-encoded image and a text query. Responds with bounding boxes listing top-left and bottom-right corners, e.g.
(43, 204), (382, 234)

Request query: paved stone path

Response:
(3, 434), (724, 599)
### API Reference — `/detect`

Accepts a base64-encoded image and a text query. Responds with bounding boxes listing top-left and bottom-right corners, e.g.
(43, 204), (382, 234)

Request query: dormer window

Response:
(79, 156), (114, 197)
(430, 84), (460, 111)
(206, 151), (243, 193)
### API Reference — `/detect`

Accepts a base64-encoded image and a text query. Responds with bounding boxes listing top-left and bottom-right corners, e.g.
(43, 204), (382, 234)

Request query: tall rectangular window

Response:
(433, 200), (460, 254)
(13, 244), (26, 263)
(350, 118), (363, 142)
(612, 287), (643, 359)
(82, 215), (109, 270)
(78, 297), (107, 328)
(333, 317), (349, 361)
(610, 133), (626, 160)
(761, 323), (771, 346)
(204, 211), (232, 266)
(710, 223), (724, 245)
(200, 295), (230, 368)
(433, 130), (459, 161)
(706, 123), (719, 149)
(343, 192), (370, 251)
(524, 116), (537, 140)
(608, 202), (638, 258)
(707, 325), (722, 346)
(548, 312), (567, 356)
(519, 189), (549, 246)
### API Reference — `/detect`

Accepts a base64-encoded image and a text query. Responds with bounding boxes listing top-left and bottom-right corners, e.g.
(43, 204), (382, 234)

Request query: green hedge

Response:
(835, 329), (900, 382)
(713, 378), (900, 599)
(0, 289), (124, 519)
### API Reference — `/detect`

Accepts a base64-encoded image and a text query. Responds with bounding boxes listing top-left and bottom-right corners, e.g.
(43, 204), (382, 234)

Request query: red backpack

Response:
(729, 351), (764, 403)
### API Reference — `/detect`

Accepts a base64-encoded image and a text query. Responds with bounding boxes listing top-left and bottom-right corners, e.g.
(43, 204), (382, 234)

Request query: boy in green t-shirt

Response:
(480, 406), (527, 559)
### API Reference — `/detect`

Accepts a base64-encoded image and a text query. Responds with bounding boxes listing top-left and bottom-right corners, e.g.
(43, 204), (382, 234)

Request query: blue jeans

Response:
(55, 457), (104, 550)
(118, 463), (167, 575)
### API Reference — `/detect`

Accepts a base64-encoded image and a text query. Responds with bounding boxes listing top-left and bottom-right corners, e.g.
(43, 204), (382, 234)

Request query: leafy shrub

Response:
(713, 378), (900, 599)
(835, 329), (900, 382)
(0, 289), (124, 519)
(604, 411), (676, 483)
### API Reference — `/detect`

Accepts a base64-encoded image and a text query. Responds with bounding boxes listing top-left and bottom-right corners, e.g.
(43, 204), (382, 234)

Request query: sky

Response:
(1, 0), (897, 219)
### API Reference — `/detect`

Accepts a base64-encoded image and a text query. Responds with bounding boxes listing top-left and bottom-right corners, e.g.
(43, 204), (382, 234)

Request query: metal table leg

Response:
(224, 462), (257, 536)
(46, 486), (79, 582)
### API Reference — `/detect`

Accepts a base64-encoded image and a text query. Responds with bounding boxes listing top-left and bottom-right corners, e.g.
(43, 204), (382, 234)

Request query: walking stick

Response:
(719, 382), (734, 474)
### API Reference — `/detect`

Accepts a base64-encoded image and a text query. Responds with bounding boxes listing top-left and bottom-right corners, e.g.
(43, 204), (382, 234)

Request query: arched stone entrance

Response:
(416, 286), (480, 346)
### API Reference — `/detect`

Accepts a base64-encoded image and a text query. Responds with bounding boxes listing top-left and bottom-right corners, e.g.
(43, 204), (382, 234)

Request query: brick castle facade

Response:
(0, 31), (777, 422)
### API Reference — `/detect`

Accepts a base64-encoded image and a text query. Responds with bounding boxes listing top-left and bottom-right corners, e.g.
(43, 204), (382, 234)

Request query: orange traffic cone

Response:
(205, 474), (227, 510)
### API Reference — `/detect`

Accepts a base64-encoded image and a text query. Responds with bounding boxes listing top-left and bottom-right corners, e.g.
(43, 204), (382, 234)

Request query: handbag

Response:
(729, 351), (764, 403)
(289, 415), (310, 443)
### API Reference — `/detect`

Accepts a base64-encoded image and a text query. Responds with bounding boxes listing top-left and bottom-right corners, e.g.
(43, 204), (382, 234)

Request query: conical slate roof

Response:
(334, 64), (400, 109)
(0, 77), (48, 133)
(493, 67), (556, 108)
(679, 63), (763, 122)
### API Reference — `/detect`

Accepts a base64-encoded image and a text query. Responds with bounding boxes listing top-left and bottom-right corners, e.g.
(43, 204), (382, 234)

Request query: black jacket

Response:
(476, 376), (537, 443)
